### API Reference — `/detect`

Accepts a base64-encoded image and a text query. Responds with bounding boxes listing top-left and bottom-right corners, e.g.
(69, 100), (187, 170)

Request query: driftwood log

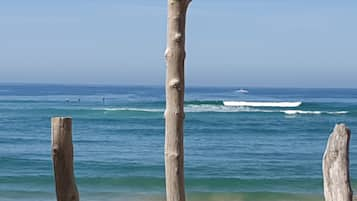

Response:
(51, 117), (79, 201)
(323, 124), (352, 201)
(164, 1), (191, 201)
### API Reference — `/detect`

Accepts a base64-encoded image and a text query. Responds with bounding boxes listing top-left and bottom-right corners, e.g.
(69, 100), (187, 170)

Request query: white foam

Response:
(185, 104), (273, 113)
(186, 105), (349, 115)
(96, 107), (164, 112)
(223, 101), (302, 107)
(283, 110), (349, 115)
(96, 105), (274, 113)
(283, 110), (321, 115)
(235, 89), (249, 93)
(93, 106), (349, 115)
(327, 111), (349, 114)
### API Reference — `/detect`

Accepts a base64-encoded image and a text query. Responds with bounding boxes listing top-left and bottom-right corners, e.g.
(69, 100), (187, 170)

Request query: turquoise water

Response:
(0, 84), (356, 201)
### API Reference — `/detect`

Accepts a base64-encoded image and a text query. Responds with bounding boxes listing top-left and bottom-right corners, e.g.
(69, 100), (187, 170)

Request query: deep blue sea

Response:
(0, 84), (356, 201)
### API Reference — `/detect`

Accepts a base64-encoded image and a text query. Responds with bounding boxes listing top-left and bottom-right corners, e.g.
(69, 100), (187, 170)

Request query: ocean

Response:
(0, 84), (356, 201)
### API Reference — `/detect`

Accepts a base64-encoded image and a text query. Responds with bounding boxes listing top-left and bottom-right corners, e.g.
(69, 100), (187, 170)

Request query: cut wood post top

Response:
(51, 117), (72, 122)
(332, 123), (350, 137)
(51, 116), (79, 201)
(51, 117), (73, 149)
(323, 124), (351, 162)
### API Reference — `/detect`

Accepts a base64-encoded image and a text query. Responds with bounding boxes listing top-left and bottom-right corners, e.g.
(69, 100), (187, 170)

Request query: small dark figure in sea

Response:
(78, 98), (80, 103)
(102, 97), (105, 104)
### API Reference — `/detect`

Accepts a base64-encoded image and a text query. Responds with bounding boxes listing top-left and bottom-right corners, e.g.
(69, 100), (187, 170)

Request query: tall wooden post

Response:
(51, 117), (79, 201)
(164, 1), (191, 201)
(323, 124), (352, 201)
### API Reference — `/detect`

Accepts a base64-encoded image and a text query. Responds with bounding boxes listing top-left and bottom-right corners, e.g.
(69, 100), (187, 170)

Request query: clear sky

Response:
(0, 0), (356, 88)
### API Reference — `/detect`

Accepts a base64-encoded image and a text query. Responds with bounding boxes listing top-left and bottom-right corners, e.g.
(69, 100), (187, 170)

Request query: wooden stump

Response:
(323, 124), (352, 201)
(51, 117), (79, 201)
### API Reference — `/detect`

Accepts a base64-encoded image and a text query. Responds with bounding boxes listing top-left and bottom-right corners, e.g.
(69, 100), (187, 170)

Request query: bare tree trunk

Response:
(51, 117), (79, 201)
(323, 124), (352, 201)
(164, 1), (191, 201)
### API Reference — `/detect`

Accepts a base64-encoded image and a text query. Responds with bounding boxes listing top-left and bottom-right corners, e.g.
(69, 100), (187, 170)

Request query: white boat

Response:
(223, 101), (302, 107)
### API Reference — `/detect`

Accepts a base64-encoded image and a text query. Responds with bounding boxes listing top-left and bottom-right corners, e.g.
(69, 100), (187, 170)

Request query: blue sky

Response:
(0, 0), (356, 88)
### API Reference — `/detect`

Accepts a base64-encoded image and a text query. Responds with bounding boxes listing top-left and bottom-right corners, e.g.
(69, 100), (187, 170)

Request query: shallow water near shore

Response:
(0, 84), (356, 201)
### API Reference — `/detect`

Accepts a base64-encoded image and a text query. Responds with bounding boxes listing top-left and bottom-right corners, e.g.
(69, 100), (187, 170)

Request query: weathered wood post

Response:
(323, 124), (352, 201)
(51, 117), (79, 201)
(164, 0), (191, 201)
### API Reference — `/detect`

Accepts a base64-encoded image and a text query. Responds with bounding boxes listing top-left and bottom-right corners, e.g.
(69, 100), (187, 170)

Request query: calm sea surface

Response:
(0, 84), (356, 201)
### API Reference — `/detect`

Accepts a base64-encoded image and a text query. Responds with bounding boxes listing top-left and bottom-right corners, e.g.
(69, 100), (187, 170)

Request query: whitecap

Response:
(94, 107), (164, 112)
(223, 101), (302, 107)
(283, 110), (321, 115)
(283, 110), (349, 115)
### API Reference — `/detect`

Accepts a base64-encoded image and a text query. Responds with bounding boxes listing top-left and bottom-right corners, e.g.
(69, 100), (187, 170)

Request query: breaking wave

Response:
(94, 107), (164, 112)
(185, 104), (273, 113)
(223, 101), (302, 107)
(282, 110), (349, 115)
(92, 105), (349, 115)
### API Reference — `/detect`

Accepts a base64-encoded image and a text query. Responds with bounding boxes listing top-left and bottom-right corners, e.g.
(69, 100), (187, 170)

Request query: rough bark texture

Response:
(323, 124), (352, 201)
(164, 1), (191, 201)
(51, 117), (79, 201)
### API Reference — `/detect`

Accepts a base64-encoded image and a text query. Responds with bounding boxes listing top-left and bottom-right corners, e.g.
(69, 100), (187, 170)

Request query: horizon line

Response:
(0, 82), (355, 90)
